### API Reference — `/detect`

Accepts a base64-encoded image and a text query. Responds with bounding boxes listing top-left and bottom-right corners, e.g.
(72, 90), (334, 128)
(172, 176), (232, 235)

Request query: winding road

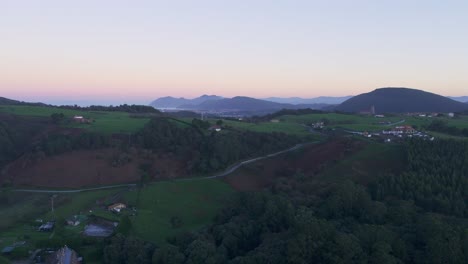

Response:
(13, 143), (309, 194)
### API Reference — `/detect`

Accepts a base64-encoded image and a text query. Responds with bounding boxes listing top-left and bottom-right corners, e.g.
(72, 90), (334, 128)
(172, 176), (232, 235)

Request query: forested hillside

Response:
(137, 118), (301, 174)
(1, 115), (303, 186)
(102, 138), (468, 264)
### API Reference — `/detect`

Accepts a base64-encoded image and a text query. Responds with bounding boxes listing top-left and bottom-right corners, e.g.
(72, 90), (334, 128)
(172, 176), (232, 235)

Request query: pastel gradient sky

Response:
(1, 0), (468, 105)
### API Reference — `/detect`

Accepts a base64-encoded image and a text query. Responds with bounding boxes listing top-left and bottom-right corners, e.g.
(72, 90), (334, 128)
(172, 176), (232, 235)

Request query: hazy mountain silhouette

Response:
(150, 95), (223, 108)
(263, 96), (352, 105)
(182, 96), (328, 112)
(448, 96), (468, 103)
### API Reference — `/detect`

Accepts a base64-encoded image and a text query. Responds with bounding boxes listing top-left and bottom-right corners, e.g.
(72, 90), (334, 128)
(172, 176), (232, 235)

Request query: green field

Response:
(264, 112), (468, 134)
(222, 119), (312, 136)
(182, 113), (464, 137)
(0, 179), (234, 261)
(124, 179), (234, 244)
(0, 105), (151, 133)
(0, 188), (122, 247)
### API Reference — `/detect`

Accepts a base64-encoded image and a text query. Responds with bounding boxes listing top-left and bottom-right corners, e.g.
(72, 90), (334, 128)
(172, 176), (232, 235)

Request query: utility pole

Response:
(51, 194), (57, 214)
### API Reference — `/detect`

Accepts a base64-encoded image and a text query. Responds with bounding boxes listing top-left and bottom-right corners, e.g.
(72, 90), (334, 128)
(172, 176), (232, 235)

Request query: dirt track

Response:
(224, 138), (363, 191)
(12, 143), (308, 193)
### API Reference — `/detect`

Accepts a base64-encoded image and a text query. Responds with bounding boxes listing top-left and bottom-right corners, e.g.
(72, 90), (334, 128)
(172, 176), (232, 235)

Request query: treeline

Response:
(136, 118), (300, 174)
(100, 138), (468, 264)
(0, 118), (50, 168)
(37, 133), (110, 156)
(373, 139), (468, 217)
(425, 119), (468, 137)
(0, 122), (16, 166)
(57, 104), (160, 114)
(252, 108), (325, 122)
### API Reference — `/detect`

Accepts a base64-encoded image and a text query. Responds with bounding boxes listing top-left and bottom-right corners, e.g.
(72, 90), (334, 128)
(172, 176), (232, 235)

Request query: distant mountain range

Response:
(182, 96), (328, 111)
(335, 87), (468, 113)
(263, 96), (353, 105)
(447, 96), (468, 103)
(150, 95), (331, 115)
(149, 95), (223, 108)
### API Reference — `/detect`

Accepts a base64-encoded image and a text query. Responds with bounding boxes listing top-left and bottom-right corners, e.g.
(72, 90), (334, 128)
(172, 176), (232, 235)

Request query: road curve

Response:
(13, 143), (310, 194)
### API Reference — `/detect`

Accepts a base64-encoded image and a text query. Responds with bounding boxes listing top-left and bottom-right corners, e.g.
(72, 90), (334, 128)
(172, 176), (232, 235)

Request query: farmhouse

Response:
(66, 219), (80, 226)
(311, 122), (324, 129)
(208, 125), (222, 132)
(38, 221), (55, 232)
(108, 203), (127, 213)
(72, 116), (91, 124)
(49, 246), (81, 264)
(1, 246), (14, 255)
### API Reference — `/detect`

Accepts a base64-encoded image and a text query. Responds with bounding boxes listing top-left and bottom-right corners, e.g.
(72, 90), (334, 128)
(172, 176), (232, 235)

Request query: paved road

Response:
(385, 119), (405, 126)
(13, 143), (309, 194)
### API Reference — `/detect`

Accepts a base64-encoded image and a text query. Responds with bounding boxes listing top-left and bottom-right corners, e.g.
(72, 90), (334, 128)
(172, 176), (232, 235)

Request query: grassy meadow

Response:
(0, 105), (150, 133)
(0, 178), (234, 261)
(124, 179), (234, 244)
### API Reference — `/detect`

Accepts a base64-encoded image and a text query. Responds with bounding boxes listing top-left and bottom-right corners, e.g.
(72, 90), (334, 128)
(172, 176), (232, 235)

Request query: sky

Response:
(1, 0), (468, 105)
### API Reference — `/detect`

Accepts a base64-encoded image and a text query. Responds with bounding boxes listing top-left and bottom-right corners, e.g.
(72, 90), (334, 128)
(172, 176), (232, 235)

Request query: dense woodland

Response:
(101, 138), (468, 264)
(0, 116), (301, 176)
(136, 118), (301, 174)
(251, 108), (325, 122)
(425, 119), (468, 137)
(56, 104), (161, 114)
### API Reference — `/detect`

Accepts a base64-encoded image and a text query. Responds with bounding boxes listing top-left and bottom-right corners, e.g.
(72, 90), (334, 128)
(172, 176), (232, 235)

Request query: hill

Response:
(335, 87), (468, 113)
(0, 96), (45, 106)
(150, 95), (223, 108)
(0, 97), (20, 105)
(263, 95), (352, 105)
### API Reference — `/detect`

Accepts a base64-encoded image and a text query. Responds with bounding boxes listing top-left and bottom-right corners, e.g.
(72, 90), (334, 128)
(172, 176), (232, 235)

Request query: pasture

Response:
(222, 119), (311, 136)
(124, 179), (234, 244)
(0, 105), (150, 134)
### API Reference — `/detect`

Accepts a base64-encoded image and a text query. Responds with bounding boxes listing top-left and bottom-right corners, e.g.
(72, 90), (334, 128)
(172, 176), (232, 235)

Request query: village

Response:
(1, 199), (133, 264)
(304, 113), (440, 143)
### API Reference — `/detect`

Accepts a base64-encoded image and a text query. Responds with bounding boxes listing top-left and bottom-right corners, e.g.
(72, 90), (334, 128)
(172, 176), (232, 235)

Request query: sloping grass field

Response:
(0, 105), (150, 133)
(124, 179), (234, 244)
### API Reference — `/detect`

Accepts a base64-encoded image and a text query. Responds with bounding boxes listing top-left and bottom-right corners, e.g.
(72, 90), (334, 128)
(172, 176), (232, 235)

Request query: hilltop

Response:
(335, 87), (468, 113)
(0, 96), (46, 106)
(0, 97), (20, 105)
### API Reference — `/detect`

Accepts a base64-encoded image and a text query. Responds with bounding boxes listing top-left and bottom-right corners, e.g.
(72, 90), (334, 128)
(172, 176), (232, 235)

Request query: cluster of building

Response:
(382, 125), (416, 135)
(1, 200), (132, 263)
(353, 125), (434, 142)
(405, 112), (455, 118)
(310, 121), (325, 129)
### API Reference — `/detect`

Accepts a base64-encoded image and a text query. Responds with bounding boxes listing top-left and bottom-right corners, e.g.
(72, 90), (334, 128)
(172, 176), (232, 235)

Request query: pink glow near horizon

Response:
(1, 1), (468, 104)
